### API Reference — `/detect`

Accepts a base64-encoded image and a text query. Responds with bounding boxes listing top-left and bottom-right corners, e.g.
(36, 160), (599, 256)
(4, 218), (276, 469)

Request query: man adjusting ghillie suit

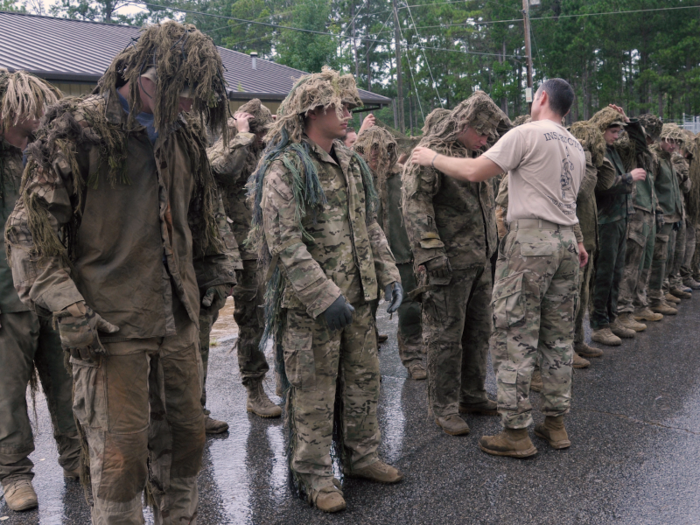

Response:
(401, 91), (504, 437)
(5, 22), (235, 525)
(248, 67), (404, 513)
(354, 125), (427, 380)
(0, 69), (81, 513)
(206, 98), (281, 424)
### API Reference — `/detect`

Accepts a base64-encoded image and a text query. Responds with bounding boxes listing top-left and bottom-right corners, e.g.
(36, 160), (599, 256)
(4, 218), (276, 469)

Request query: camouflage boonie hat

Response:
(660, 123), (686, 144)
(354, 126), (398, 176)
(451, 90), (504, 138)
(0, 68), (61, 129)
(590, 107), (626, 133)
(236, 98), (274, 135)
(570, 120), (606, 168)
(638, 114), (663, 142)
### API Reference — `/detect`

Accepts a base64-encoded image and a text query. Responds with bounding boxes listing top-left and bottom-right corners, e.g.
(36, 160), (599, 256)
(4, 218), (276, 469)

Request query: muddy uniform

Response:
(261, 138), (399, 495)
(0, 139), (81, 489)
(402, 142), (497, 418)
(6, 93), (235, 523)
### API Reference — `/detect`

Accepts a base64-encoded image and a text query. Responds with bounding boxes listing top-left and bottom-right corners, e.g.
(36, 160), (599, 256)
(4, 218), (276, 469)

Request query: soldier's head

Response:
(421, 108), (450, 136)
(531, 78), (575, 122)
(354, 126), (397, 174)
(451, 91), (503, 151)
(269, 67), (362, 145)
(234, 98), (273, 148)
(659, 124), (684, 154)
(0, 68), (61, 139)
(680, 129), (695, 159)
(570, 120), (606, 168)
(590, 107), (626, 146)
(638, 114), (663, 146)
(343, 127), (357, 148)
(99, 21), (228, 137)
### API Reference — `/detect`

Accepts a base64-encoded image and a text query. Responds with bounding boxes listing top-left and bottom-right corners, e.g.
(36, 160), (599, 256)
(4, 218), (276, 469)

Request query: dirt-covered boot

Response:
(312, 486), (346, 513)
(573, 352), (590, 369)
(479, 428), (537, 458)
(610, 319), (635, 339)
(535, 415), (571, 449)
(3, 477), (38, 512)
(246, 380), (282, 418)
(670, 287), (692, 299)
(530, 370), (543, 392)
(591, 327), (622, 346)
(574, 341), (603, 358)
(205, 414), (229, 434)
(617, 312), (647, 332)
(634, 307), (663, 322)
(459, 398), (498, 416)
(407, 362), (427, 380)
(344, 460), (403, 484)
(435, 414), (470, 436)
(377, 333), (389, 344)
(650, 300), (678, 315)
(665, 292), (681, 304)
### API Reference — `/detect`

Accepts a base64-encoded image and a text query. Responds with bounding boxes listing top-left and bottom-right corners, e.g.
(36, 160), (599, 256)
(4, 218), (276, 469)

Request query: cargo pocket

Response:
(70, 357), (108, 430)
(491, 271), (526, 329)
(282, 328), (315, 390)
(497, 368), (518, 411)
(627, 220), (646, 247)
(520, 242), (557, 257)
(653, 234), (669, 261)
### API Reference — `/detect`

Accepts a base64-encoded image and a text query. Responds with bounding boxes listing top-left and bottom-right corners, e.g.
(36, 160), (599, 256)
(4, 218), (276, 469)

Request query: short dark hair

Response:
(538, 78), (575, 117)
(345, 126), (356, 134)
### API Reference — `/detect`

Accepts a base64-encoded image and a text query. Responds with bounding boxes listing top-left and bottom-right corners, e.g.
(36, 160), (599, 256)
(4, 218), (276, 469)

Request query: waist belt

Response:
(509, 218), (575, 231)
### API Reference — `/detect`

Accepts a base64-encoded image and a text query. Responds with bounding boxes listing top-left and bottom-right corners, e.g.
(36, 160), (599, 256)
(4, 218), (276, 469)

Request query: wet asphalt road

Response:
(3, 297), (700, 525)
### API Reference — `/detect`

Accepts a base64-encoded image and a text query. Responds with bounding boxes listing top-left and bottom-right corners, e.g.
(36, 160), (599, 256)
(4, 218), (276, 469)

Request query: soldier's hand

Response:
(412, 146), (439, 167)
(578, 243), (589, 268)
(385, 281), (404, 314)
(425, 255), (452, 281)
(234, 112), (254, 133)
(202, 284), (232, 310)
(608, 104), (630, 123)
(323, 295), (355, 331)
(359, 113), (376, 134)
(55, 301), (119, 360)
(630, 168), (646, 182)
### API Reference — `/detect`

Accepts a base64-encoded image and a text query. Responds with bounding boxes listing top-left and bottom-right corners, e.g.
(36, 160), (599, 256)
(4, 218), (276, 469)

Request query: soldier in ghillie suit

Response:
(5, 22), (235, 524)
(0, 69), (81, 513)
(248, 67), (404, 513)
(206, 99), (281, 426)
(588, 105), (648, 346)
(401, 91), (504, 437)
(354, 125), (427, 380)
(678, 129), (700, 290)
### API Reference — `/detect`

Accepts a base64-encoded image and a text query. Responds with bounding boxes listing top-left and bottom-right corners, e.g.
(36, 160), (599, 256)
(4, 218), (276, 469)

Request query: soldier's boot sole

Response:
(479, 429), (537, 458)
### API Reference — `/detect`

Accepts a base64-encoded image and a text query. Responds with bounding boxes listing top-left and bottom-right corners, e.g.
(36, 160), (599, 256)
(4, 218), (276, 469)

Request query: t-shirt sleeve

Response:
(483, 127), (527, 173)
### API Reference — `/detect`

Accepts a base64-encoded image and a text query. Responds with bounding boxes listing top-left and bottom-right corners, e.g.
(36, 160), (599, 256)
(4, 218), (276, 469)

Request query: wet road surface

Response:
(3, 296), (700, 524)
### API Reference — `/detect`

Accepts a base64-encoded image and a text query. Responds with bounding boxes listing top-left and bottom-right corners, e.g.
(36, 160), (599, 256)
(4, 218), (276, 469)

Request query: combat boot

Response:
(683, 277), (700, 290)
(344, 460), (403, 484)
(377, 333), (389, 344)
(591, 327), (622, 346)
(313, 486), (346, 513)
(246, 380), (282, 418)
(610, 319), (635, 339)
(574, 341), (603, 358)
(3, 477), (38, 512)
(534, 415), (571, 449)
(407, 362), (427, 380)
(435, 414), (470, 436)
(670, 287), (692, 299)
(459, 398), (498, 416)
(617, 313), (647, 332)
(573, 352), (590, 369)
(530, 370), (543, 392)
(479, 428), (537, 458)
(665, 292), (681, 304)
(205, 414), (229, 434)
(634, 307), (663, 322)
(650, 300), (677, 315)
(63, 467), (81, 480)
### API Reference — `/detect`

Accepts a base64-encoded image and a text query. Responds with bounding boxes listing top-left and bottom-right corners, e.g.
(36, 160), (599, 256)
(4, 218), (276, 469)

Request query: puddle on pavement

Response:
(210, 297), (239, 344)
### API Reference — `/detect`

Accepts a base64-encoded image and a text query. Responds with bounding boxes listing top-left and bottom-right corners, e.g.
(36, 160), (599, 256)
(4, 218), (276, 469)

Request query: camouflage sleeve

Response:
(401, 161), (446, 269)
(207, 132), (255, 191)
(215, 190), (243, 271)
(367, 221), (400, 289)
(596, 157), (631, 195)
(672, 155), (691, 193)
(261, 160), (342, 319)
(5, 160), (85, 314)
(595, 157), (616, 191)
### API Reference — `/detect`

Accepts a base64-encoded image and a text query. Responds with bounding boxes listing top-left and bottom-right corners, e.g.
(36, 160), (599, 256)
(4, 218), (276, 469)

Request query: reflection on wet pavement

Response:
(3, 299), (700, 524)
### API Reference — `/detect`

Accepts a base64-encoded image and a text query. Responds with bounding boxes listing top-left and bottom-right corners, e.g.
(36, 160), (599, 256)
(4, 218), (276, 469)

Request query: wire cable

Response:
(404, 1), (442, 107)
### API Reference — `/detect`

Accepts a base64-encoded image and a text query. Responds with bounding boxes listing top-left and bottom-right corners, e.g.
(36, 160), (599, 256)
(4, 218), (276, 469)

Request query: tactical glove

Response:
(425, 255), (452, 284)
(202, 284), (232, 310)
(385, 282), (404, 314)
(323, 295), (355, 331)
(55, 301), (119, 360)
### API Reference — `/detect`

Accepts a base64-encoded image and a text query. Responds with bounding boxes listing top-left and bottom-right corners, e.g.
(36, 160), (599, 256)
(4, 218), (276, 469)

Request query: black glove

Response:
(323, 295), (355, 331)
(385, 282), (404, 314)
(673, 221), (682, 232)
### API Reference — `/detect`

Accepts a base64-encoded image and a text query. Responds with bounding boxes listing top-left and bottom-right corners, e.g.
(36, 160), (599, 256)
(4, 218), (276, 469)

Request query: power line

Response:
(396, 16), (425, 120)
(404, 2), (442, 108)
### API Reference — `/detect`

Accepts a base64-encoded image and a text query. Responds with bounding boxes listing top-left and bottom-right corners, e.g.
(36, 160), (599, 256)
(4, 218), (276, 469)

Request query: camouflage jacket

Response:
(652, 145), (684, 223)
(260, 138), (399, 319)
(596, 146), (635, 224)
(208, 129), (259, 260)
(0, 139), (30, 314)
(672, 153), (691, 214)
(401, 145), (497, 271)
(5, 93), (236, 341)
(377, 165), (412, 265)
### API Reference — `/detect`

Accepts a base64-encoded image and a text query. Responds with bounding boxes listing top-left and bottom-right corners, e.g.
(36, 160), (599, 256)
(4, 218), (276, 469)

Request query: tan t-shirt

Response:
(483, 120), (585, 226)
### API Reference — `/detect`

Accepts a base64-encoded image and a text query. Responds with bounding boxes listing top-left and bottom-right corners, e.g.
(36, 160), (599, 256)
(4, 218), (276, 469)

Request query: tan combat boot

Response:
(591, 327), (622, 346)
(407, 362), (427, 380)
(344, 460), (403, 484)
(376, 333), (389, 344)
(535, 415), (571, 449)
(435, 414), (470, 436)
(204, 414), (229, 434)
(3, 477), (38, 512)
(684, 277), (700, 290)
(246, 380), (282, 418)
(670, 287), (692, 299)
(313, 487), (346, 513)
(459, 398), (498, 416)
(574, 341), (603, 358)
(530, 370), (543, 392)
(610, 319), (635, 339)
(617, 312), (647, 332)
(650, 300), (678, 315)
(479, 428), (537, 458)
(634, 307), (663, 322)
(665, 292), (681, 304)
(573, 352), (590, 369)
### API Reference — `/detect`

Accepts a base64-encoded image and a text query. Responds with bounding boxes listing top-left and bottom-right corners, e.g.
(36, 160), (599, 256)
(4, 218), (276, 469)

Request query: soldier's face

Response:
(457, 125), (489, 150)
(344, 130), (358, 147)
(604, 126), (622, 146)
(310, 104), (352, 141)
(660, 139), (677, 154)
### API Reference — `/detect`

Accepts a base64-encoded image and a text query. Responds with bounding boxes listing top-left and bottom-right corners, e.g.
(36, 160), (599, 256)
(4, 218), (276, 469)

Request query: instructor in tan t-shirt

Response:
(411, 78), (587, 458)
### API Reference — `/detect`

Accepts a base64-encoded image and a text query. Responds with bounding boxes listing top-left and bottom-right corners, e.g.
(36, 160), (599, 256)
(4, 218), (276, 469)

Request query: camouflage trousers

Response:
(490, 223), (578, 429)
(649, 223), (674, 303)
(618, 210), (655, 314)
(281, 302), (380, 495)
(0, 312), (80, 483)
(71, 320), (204, 524)
(396, 263), (423, 367)
(680, 221), (696, 280)
(590, 219), (628, 329)
(574, 247), (596, 344)
(669, 220), (687, 289)
(422, 266), (491, 418)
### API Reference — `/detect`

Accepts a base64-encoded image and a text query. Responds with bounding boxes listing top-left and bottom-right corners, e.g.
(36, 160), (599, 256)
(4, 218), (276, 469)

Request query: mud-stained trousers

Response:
(681, 221), (696, 281)
(421, 266), (492, 418)
(0, 312), (81, 484)
(649, 223), (673, 304)
(590, 218), (627, 329)
(396, 263), (423, 367)
(574, 247), (596, 345)
(281, 303), (380, 497)
(669, 220), (687, 289)
(71, 321), (205, 525)
(490, 223), (579, 429)
(618, 211), (655, 314)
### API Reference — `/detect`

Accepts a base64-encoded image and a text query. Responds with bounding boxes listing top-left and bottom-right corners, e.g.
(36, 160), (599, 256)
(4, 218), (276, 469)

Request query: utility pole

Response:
(522, 0), (534, 109)
(392, 0), (405, 133)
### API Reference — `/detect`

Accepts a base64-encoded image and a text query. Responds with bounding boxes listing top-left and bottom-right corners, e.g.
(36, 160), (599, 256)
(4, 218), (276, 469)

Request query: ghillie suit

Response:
(513, 114), (532, 127)
(421, 108), (450, 135)
(590, 107), (626, 135)
(570, 121), (606, 169)
(234, 97), (274, 137)
(638, 113), (663, 144)
(353, 125), (398, 208)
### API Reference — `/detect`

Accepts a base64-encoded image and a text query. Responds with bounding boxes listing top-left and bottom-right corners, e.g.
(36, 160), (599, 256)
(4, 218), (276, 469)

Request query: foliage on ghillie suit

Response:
(590, 107), (626, 133)
(421, 108), (450, 135)
(354, 125), (398, 180)
(570, 121), (606, 168)
(687, 134), (700, 224)
(660, 123), (687, 145)
(680, 129), (696, 157)
(614, 130), (637, 172)
(638, 114), (663, 142)
(513, 114), (531, 127)
(99, 21), (229, 143)
(232, 98), (274, 138)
